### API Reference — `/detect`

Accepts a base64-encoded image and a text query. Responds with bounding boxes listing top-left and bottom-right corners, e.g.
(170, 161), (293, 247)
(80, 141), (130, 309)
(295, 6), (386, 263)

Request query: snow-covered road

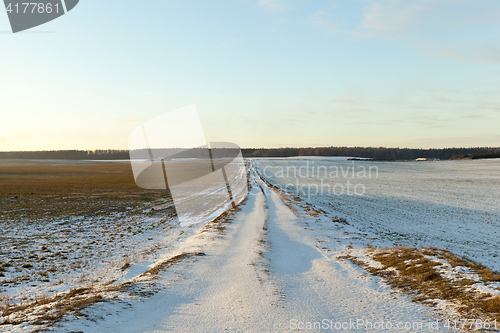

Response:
(59, 167), (452, 332)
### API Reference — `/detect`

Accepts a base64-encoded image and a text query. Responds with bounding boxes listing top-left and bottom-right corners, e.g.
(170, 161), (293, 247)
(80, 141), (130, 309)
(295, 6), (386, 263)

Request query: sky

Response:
(1, 0), (500, 150)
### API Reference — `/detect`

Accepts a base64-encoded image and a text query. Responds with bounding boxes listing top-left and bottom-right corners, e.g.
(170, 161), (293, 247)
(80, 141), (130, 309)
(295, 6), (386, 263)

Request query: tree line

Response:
(1, 147), (499, 161)
(0, 149), (131, 160)
(241, 147), (500, 160)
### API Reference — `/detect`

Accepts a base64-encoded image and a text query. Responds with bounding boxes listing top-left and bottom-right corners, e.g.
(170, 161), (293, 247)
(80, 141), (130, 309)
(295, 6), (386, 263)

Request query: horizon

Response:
(1, 145), (500, 153)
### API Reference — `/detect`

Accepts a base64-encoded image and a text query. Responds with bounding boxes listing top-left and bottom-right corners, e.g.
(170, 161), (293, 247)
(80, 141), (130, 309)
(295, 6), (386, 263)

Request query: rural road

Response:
(61, 167), (448, 332)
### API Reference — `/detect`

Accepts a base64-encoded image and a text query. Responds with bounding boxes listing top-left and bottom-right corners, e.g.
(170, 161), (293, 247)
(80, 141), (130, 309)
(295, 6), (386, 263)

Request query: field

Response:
(0, 160), (167, 221)
(254, 158), (500, 270)
(254, 157), (500, 328)
(2, 158), (500, 332)
(0, 160), (178, 327)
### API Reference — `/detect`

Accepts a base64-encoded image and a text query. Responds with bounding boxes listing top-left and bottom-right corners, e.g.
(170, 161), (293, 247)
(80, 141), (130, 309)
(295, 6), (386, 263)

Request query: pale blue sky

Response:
(1, 0), (500, 150)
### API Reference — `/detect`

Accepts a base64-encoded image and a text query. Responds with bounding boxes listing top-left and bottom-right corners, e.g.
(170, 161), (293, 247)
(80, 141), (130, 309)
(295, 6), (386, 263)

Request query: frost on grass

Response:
(0, 162), (181, 329)
(1, 160), (250, 331)
(341, 246), (500, 325)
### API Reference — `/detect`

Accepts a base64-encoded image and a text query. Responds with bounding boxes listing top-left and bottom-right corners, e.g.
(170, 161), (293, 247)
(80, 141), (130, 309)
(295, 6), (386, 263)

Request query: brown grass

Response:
(31, 294), (105, 327)
(1, 284), (115, 327)
(121, 262), (131, 271)
(199, 196), (245, 235)
(0, 162), (169, 222)
(64, 287), (90, 299)
(343, 246), (500, 324)
(0, 161), (176, 328)
(143, 252), (205, 277)
(332, 217), (348, 224)
(482, 296), (500, 313)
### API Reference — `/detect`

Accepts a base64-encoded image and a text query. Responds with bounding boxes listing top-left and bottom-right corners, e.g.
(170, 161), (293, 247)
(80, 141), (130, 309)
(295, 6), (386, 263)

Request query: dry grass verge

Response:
(0, 285), (111, 328)
(142, 252), (205, 277)
(0, 248), (204, 330)
(340, 246), (500, 327)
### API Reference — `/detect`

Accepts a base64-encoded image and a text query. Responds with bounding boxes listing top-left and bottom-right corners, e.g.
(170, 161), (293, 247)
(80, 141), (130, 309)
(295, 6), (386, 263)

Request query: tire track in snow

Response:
(58, 163), (456, 332)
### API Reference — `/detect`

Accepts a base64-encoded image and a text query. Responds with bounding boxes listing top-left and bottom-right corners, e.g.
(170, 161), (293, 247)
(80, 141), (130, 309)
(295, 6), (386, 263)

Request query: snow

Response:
(472, 283), (500, 296)
(6, 158), (495, 331)
(254, 158), (500, 271)
(425, 299), (462, 317)
(47, 163), (456, 332)
(286, 156), (372, 161)
(424, 256), (481, 282)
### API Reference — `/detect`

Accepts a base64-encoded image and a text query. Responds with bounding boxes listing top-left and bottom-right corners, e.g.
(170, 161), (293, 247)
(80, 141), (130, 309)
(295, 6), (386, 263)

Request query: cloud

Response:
(434, 97), (452, 103)
(306, 1), (439, 44)
(330, 98), (360, 105)
(349, 109), (371, 114)
(358, 121), (393, 125)
(406, 115), (450, 126)
(307, 10), (337, 29)
(257, 0), (290, 11)
(345, 0), (500, 63)
(436, 43), (500, 64)
(479, 102), (500, 112)
(464, 115), (487, 119)
(361, 1), (429, 33)
(357, 0), (488, 34)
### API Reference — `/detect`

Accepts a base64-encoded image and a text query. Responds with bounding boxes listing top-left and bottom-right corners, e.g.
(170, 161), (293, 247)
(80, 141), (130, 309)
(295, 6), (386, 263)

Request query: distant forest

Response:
(0, 147), (499, 161)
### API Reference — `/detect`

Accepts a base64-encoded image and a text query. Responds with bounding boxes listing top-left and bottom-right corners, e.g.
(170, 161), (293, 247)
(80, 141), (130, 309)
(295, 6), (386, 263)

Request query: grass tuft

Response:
(343, 246), (500, 324)
(482, 296), (500, 313)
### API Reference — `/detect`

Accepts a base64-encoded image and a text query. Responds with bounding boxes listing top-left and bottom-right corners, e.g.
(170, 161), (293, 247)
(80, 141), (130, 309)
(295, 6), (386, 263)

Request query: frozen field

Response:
(255, 158), (500, 271)
(53, 164), (455, 333)
(2, 158), (499, 331)
(0, 159), (247, 330)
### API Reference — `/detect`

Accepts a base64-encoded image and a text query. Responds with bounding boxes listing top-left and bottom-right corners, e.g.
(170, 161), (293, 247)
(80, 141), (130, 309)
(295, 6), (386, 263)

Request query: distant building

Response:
(416, 157), (429, 161)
